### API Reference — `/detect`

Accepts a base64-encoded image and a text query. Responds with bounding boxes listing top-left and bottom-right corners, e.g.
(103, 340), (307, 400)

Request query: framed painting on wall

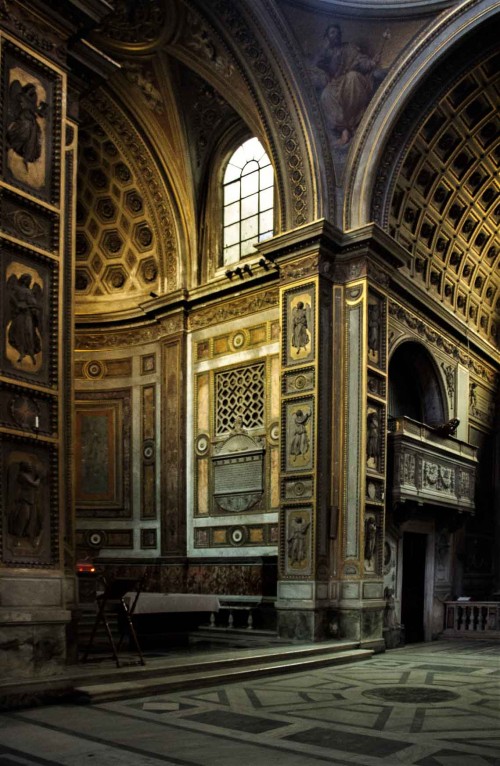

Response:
(75, 390), (131, 517)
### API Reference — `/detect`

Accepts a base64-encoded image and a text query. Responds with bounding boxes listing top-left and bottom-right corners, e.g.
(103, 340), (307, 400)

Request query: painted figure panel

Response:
(2, 44), (59, 202)
(285, 507), (312, 576)
(1, 252), (53, 385)
(284, 286), (315, 367)
(2, 444), (53, 565)
(284, 398), (314, 472)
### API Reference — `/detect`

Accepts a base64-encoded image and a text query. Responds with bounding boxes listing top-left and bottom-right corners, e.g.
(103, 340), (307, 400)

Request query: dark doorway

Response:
(401, 532), (427, 643)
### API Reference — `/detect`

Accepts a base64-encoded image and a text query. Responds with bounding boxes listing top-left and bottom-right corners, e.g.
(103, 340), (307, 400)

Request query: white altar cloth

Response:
(127, 592), (220, 615)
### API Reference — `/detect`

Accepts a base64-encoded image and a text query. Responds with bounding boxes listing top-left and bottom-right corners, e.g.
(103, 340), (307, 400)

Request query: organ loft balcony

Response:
(387, 416), (477, 512)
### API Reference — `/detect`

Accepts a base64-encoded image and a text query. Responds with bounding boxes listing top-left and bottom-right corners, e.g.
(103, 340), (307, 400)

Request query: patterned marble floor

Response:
(1, 640), (499, 766)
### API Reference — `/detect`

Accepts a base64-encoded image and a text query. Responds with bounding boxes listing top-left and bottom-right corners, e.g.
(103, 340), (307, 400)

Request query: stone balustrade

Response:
(444, 601), (500, 637)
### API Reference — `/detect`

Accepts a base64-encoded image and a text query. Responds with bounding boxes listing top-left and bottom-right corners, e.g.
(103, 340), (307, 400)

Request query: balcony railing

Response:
(444, 601), (500, 637)
(388, 416), (477, 512)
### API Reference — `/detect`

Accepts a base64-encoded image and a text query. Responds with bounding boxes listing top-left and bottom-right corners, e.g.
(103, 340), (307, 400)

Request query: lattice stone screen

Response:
(215, 362), (265, 435)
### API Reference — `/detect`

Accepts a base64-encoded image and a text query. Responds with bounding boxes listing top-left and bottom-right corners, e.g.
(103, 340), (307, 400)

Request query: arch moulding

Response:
(343, 0), (499, 231)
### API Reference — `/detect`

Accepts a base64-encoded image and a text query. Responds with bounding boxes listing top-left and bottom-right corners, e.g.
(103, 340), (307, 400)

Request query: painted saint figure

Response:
(288, 515), (310, 565)
(291, 301), (311, 354)
(7, 273), (43, 365)
(469, 382), (478, 413)
(290, 408), (311, 461)
(364, 516), (377, 562)
(8, 460), (43, 545)
(368, 301), (380, 355)
(383, 586), (396, 628)
(6, 80), (48, 169)
(312, 24), (385, 146)
(366, 410), (380, 463)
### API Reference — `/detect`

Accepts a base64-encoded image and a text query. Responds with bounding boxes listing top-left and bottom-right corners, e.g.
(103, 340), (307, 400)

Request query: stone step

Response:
(74, 645), (373, 704)
(188, 626), (289, 648)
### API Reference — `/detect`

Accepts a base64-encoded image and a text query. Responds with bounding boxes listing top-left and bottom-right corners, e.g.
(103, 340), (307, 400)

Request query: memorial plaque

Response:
(213, 432), (264, 512)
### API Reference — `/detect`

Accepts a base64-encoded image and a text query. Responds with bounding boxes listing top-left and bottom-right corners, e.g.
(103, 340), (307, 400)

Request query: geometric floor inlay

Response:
(363, 686), (460, 703)
(3, 639), (500, 766)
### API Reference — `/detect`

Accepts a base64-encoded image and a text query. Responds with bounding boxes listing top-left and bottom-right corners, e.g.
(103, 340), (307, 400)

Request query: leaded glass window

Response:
(222, 137), (274, 266)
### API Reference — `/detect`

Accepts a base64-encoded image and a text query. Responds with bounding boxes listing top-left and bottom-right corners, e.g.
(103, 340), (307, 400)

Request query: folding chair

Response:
(81, 574), (146, 667)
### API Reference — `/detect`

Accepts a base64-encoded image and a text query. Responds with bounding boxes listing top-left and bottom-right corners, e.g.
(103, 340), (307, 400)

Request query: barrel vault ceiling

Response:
(388, 51), (499, 349)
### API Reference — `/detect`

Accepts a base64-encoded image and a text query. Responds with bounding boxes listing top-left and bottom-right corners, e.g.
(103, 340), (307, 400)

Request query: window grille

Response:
(215, 362), (265, 435)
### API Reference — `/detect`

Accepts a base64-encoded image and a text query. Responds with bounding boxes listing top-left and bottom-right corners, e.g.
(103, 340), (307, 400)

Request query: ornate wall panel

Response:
(1, 436), (58, 567)
(0, 31), (68, 582)
(75, 389), (132, 518)
(344, 288), (363, 562)
(1, 243), (57, 387)
(191, 310), (279, 554)
(74, 337), (164, 561)
(162, 336), (186, 555)
(141, 383), (156, 520)
(338, 273), (389, 621)
(62, 118), (76, 570)
(1, 38), (62, 204)
(75, 528), (133, 550)
(280, 279), (318, 581)
(364, 288), (387, 578)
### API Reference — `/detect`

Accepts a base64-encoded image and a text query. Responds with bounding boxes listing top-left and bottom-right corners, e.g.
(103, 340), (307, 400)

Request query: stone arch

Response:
(344, 0), (499, 230)
(87, 0), (334, 295)
(389, 340), (447, 427)
(164, 0), (332, 230)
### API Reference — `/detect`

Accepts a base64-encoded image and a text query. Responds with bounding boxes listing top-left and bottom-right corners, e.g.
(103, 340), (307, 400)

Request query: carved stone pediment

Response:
(212, 431), (265, 513)
(389, 417), (477, 512)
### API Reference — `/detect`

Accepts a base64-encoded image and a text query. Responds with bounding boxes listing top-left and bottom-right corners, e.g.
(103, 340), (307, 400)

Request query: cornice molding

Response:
(282, 0), (455, 17)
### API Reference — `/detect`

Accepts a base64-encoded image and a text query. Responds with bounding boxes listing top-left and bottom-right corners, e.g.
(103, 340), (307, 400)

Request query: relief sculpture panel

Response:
(364, 514), (378, 574)
(422, 460), (455, 495)
(367, 293), (385, 369)
(284, 284), (315, 367)
(284, 398), (314, 473)
(285, 507), (312, 576)
(1, 251), (54, 386)
(366, 404), (382, 472)
(2, 41), (61, 204)
(1, 441), (54, 566)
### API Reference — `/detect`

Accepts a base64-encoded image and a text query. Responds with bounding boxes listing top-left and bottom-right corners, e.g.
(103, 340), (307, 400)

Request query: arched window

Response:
(222, 137), (274, 266)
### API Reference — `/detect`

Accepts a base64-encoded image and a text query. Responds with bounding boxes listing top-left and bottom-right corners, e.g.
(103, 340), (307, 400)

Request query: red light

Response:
(76, 563), (95, 573)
